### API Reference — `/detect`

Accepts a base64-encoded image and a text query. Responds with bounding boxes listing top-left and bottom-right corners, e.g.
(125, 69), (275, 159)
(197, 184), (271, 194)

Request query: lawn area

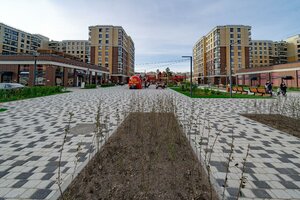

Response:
(0, 86), (69, 103)
(288, 87), (300, 92)
(170, 87), (271, 98)
(0, 108), (7, 112)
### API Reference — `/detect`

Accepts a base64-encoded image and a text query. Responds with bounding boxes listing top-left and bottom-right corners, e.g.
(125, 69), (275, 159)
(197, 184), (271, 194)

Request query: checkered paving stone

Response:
(0, 86), (300, 200)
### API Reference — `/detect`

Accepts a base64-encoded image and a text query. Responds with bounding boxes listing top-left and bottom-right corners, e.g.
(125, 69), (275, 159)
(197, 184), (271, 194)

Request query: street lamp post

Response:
(33, 52), (40, 86)
(182, 56), (193, 97)
(229, 43), (233, 98)
(229, 41), (240, 98)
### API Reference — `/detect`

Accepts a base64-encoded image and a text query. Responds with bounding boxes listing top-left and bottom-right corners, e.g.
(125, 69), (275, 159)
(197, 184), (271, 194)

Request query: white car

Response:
(0, 83), (25, 90)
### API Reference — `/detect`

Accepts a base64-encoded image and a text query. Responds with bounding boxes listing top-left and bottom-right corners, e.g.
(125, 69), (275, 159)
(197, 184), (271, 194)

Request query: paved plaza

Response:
(0, 86), (300, 199)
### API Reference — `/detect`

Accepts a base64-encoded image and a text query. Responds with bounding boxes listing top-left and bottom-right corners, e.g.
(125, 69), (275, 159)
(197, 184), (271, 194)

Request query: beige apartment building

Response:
(193, 25), (251, 84)
(285, 34), (300, 62)
(89, 25), (135, 83)
(0, 22), (49, 54)
(63, 40), (89, 63)
(48, 40), (90, 63)
(193, 36), (206, 83)
(250, 40), (287, 68)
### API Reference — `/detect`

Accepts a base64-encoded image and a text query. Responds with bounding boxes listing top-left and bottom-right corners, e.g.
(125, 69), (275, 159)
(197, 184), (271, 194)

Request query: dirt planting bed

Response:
(242, 114), (300, 138)
(61, 112), (218, 200)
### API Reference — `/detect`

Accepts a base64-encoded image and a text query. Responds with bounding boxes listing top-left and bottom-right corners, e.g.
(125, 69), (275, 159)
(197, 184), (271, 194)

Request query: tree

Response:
(165, 67), (172, 85)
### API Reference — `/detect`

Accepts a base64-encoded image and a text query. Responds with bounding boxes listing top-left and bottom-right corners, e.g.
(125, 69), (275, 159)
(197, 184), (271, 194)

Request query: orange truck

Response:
(128, 75), (142, 89)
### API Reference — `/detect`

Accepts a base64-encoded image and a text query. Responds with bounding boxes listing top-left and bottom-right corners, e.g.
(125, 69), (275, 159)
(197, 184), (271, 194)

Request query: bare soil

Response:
(61, 113), (217, 200)
(242, 114), (300, 138)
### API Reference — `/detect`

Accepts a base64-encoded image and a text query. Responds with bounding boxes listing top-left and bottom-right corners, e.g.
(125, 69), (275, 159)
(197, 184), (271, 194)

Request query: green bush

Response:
(101, 83), (115, 87)
(180, 82), (197, 92)
(0, 86), (65, 102)
(167, 82), (175, 87)
(84, 84), (97, 89)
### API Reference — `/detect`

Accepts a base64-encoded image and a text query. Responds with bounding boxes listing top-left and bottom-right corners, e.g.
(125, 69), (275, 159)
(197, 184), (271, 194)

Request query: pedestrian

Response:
(265, 81), (269, 92)
(264, 81), (272, 96)
(280, 81), (287, 96)
(267, 82), (273, 96)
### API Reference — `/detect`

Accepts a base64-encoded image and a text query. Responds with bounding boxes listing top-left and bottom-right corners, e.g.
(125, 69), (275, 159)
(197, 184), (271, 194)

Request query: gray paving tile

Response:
(30, 189), (52, 199)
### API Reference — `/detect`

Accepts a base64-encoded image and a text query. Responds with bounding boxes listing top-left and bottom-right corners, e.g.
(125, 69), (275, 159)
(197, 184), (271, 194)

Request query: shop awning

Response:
(1, 71), (13, 75)
(282, 76), (293, 80)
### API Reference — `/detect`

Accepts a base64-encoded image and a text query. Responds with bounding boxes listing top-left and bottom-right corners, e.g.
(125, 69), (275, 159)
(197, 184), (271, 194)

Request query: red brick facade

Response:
(0, 54), (109, 87)
(236, 62), (300, 88)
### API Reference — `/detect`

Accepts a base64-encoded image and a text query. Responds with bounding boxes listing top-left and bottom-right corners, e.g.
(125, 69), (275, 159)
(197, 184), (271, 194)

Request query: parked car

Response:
(0, 83), (25, 90)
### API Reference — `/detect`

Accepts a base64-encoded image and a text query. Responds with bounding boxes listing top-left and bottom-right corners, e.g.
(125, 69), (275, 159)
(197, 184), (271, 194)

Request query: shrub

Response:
(101, 83), (115, 87)
(0, 86), (65, 102)
(84, 84), (97, 89)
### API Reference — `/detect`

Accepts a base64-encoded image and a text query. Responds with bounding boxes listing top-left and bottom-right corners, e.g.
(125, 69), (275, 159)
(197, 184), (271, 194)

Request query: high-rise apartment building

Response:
(89, 25), (135, 83)
(193, 25), (251, 84)
(63, 40), (90, 63)
(48, 40), (90, 63)
(193, 36), (206, 83)
(48, 40), (65, 52)
(250, 40), (287, 68)
(285, 34), (300, 62)
(0, 22), (49, 54)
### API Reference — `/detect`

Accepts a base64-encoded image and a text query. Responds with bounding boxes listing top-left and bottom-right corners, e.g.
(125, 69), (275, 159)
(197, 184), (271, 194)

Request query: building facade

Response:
(193, 25), (251, 85)
(236, 62), (300, 88)
(89, 25), (135, 83)
(0, 50), (109, 86)
(48, 40), (90, 63)
(0, 23), (49, 54)
(193, 36), (206, 83)
(285, 34), (300, 62)
(250, 40), (287, 68)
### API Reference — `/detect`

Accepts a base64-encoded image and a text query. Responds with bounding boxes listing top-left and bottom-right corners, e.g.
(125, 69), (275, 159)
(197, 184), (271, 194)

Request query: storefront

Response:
(236, 62), (300, 88)
(0, 52), (109, 86)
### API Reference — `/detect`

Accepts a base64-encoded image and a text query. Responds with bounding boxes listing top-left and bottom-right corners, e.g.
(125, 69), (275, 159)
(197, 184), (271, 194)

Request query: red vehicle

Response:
(129, 75), (142, 89)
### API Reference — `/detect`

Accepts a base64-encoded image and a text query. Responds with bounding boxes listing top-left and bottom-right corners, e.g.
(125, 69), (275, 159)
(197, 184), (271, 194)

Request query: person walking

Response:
(265, 81), (273, 96)
(280, 81), (287, 96)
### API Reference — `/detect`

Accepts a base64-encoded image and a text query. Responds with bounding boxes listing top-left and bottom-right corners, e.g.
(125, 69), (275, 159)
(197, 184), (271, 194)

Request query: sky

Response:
(1, 0), (300, 72)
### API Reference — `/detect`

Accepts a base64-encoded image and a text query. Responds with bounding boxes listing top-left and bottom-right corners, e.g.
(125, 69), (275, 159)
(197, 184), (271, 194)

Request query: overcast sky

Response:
(1, 0), (300, 72)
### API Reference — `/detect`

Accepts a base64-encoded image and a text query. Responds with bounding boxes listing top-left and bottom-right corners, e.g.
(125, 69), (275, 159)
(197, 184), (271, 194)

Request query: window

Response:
(106, 40), (109, 44)
(105, 63), (109, 68)
(237, 40), (241, 44)
(105, 34), (109, 38)
(105, 57), (108, 62)
(99, 28), (102, 32)
(99, 40), (102, 44)
(105, 28), (109, 32)
(105, 51), (109, 56)
(237, 28), (241, 32)
(237, 34), (241, 38)
(238, 46), (241, 50)
(99, 34), (102, 38)
(105, 46), (109, 50)
(230, 28), (234, 32)
(230, 34), (234, 38)
(238, 52), (241, 56)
